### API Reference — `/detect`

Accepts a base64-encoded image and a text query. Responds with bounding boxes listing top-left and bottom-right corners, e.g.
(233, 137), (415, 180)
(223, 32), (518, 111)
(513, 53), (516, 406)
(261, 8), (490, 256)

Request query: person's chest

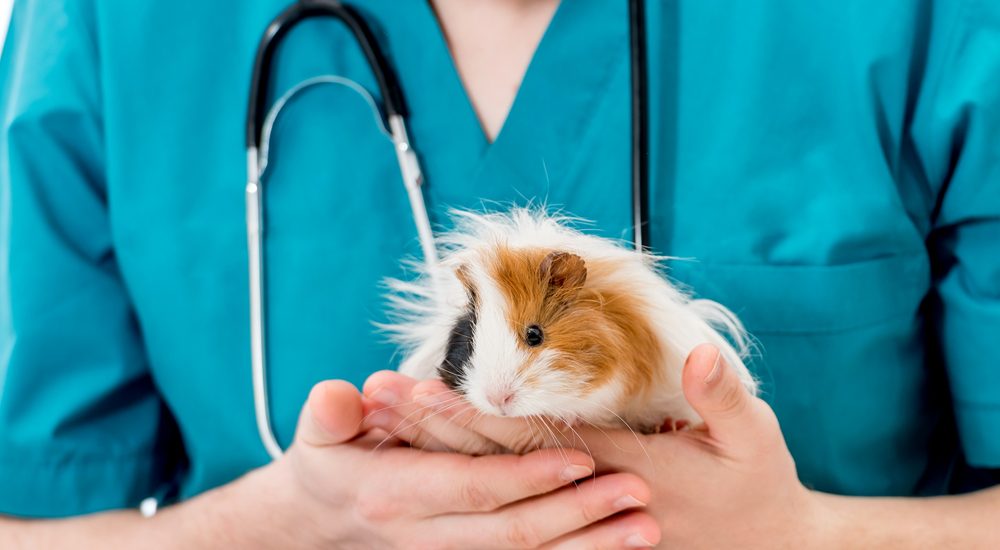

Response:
(98, 0), (939, 496)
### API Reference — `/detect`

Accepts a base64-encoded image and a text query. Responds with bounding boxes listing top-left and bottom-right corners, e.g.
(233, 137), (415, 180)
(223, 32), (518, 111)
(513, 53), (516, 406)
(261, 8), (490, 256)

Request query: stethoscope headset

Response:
(245, 0), (650, 460)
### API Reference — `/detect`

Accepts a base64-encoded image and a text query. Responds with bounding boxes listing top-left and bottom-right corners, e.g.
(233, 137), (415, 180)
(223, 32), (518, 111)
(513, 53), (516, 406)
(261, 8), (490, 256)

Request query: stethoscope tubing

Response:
(628, 0), (649, 250)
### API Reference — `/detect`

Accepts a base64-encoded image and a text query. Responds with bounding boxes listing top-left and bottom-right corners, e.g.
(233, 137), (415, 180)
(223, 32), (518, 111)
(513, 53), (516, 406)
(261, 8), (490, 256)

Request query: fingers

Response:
(438, 473), (652, 549)
(362, 370), (421, 412)
(363, 371), (502, 454)
(681, 343), (771, 448)
(365, 372), (655, 472)
(411, 380), (559, 453)
(361, 399), (453, 452)
(543, 511), (661, 549)
(384, 447), (596, 515)
(409, 380), (660, 474)
(295, 380), (364, 448)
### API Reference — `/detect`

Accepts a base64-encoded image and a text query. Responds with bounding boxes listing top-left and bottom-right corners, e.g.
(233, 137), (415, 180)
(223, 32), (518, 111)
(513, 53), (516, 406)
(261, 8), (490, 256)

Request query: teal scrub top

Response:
(2, 0), (999, 517)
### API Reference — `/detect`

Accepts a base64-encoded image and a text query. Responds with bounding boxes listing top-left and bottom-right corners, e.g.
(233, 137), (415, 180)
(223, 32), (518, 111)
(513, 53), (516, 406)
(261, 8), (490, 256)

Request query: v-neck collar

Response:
(421, 0), (569, 150)
(373, 0), (628, 214)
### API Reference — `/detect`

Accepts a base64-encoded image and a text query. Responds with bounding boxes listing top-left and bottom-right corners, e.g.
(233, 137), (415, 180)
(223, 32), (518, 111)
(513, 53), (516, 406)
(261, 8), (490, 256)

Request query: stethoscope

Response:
(245, 0), (649, 460)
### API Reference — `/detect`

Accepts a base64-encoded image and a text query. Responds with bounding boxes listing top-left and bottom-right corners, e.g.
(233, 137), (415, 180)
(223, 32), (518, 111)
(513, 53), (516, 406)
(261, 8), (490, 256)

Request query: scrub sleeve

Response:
(0, 0), (183, 517)
(913, 0), (1000, 467)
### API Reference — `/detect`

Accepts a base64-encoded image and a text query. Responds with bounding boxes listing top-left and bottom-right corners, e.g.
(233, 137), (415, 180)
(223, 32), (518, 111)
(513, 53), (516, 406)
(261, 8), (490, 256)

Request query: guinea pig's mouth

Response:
(438, 309), (477, 391)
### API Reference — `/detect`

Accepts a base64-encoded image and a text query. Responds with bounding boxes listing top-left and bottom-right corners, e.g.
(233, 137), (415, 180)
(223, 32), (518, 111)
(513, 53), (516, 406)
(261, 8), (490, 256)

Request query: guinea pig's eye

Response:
(524, 325), (544, 347)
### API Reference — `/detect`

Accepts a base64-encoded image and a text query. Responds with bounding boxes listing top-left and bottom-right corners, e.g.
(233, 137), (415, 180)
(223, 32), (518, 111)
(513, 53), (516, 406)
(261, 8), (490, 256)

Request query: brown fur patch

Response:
(488, 246), (661, 399)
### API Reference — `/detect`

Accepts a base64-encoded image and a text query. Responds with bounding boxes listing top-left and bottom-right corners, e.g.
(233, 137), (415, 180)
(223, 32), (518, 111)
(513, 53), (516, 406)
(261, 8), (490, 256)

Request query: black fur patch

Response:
(439, 308), (477, 390)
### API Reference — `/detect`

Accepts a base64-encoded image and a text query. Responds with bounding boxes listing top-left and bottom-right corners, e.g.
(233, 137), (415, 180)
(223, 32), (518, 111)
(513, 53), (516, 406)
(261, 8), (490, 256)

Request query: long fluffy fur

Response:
(381, 208), (757, 429)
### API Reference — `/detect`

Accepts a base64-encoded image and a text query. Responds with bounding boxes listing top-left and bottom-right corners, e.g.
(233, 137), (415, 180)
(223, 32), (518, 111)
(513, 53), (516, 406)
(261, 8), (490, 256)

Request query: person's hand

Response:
(603, 343), (824, 548)
(249, 380), (661, 549)
(366, 345), (827, 548)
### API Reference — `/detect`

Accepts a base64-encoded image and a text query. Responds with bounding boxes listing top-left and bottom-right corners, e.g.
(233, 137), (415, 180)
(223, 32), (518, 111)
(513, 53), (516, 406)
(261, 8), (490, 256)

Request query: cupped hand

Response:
(260, 379), (660, 549)
(365, 345), (825, 548)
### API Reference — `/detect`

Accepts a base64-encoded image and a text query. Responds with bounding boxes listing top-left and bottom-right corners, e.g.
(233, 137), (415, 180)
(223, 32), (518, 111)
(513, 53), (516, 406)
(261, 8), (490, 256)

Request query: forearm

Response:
(0, 464), (306, 549)
(3, 509), (163, 549)
(815, 484), (1000, 548)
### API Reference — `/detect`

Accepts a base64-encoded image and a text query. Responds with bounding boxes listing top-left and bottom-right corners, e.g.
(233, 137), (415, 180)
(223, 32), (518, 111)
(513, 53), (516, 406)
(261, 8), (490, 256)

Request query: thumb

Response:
(295, 380), (364, 448)
(682, 343), (765, 447)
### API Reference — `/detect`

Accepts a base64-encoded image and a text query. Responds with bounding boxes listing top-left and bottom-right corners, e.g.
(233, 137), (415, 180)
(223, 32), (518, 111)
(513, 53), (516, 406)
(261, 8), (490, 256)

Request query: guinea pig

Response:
(383, 209), (757, 433)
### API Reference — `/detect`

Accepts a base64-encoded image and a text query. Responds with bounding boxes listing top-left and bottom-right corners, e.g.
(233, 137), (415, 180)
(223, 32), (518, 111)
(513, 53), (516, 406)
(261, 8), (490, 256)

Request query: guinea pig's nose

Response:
(487, 390), (515, 414)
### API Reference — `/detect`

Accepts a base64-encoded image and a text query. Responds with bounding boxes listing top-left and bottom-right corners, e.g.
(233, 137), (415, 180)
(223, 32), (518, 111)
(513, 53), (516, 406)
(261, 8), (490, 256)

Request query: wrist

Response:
(803, 490), (852, 550)
(151, 461), (320, 549)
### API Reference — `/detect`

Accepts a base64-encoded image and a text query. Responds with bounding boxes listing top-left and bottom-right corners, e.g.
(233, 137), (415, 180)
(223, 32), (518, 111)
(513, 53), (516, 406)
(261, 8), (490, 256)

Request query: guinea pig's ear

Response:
(454, 263), (478, 304)
(539, 251), (587, 292)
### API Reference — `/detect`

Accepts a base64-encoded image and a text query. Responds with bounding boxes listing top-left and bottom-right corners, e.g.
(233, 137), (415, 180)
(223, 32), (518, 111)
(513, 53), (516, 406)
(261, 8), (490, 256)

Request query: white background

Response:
(1, 0), (11, 48)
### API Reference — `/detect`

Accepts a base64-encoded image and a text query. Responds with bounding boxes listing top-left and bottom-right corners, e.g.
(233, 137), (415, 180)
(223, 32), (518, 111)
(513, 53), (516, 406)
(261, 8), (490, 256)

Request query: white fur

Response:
(382, 208), (757, 429)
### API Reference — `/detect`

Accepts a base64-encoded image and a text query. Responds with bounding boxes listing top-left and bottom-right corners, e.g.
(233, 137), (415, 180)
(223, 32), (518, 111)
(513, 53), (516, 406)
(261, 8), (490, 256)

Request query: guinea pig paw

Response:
(638, 422), (662, 435)
(657, 417), (692, 433)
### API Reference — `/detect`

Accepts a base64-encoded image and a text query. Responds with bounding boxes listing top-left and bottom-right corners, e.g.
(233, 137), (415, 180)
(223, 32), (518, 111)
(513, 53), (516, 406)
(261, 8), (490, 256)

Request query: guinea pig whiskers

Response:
(574, 417), (630, 454)
(559, 394), (655, 472)
(371, 396), (469, 452)
(535, 416), (573, 471)
(554, 414), (598, 485)
(523, 416), (541, 449)
(527, 416), (554, 450)
(528, 415), (559, 451)
(374, 399), (467, 452)
(456, 408), (484, 430)
(529, 416), (586, 489)
(545, 417), (578, 459)
(358, 398), (428, 431)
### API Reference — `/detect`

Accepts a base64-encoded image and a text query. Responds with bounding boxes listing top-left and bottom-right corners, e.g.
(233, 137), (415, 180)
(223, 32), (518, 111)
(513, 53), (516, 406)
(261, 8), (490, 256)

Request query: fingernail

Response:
(624, 533), (655, 548)
(415, 391), (451, 409)
(371, 388), (399, 406)
(613, 494), (647, 510)
(703, 349), (723, 385)
(560, 464), (594, 481)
